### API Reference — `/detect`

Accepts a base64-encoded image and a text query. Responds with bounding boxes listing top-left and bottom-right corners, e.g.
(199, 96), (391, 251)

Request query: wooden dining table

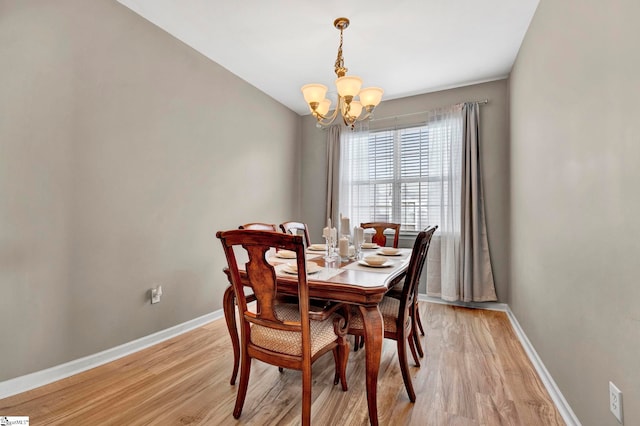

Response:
(223, 248), (412, 426)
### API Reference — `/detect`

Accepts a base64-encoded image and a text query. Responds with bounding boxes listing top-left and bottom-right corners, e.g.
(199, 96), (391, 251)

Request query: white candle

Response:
(354, 226), (364, 246)
(338, 236), (349, 257)
(340, 216), (350, 236)
(323, 227), (330, 239)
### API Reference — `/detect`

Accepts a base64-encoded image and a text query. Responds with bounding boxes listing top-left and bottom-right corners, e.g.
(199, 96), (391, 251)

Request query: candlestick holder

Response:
(324, 235), (338, 261)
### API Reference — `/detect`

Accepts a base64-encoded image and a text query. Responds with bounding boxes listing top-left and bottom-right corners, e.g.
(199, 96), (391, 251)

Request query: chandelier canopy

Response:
(301, 18), (383, 129)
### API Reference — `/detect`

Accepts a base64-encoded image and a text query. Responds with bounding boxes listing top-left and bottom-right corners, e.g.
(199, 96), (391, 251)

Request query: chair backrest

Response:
(217, 229), (311, 359)
(280, 221), (311, 247)
(399, 226), (438, 321)
(239, 222), (278, 231)
(360, 222), (401, 248)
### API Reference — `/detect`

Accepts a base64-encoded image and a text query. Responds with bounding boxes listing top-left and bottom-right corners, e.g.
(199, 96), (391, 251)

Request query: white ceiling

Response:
(117, 0), (539, 115)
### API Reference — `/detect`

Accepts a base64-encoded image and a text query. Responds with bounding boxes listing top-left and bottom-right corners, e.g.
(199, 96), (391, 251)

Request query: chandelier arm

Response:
(356, 111), (374, 122)
(313, 98), (342, 127)
(315, 111), (340, 126)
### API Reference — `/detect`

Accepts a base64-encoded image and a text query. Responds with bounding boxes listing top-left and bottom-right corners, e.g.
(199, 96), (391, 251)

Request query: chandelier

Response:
(301, 18), (383, 129)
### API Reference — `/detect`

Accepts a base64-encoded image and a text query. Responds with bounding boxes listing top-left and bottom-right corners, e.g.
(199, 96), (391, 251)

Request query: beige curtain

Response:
(427, 102), (497, 302)
(459, 102), (496, 301)
(325, 125), (341, 225)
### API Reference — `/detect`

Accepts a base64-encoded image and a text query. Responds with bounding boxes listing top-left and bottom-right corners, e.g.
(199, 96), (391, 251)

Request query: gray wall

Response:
(0, 0), (300, 381)
(509, 0), (640, 424)
(301, 80), (511, 301)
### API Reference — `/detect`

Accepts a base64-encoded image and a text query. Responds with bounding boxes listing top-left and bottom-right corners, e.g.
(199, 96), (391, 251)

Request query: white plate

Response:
(282, 263), (323, 274)
(307, 244), (326, 251)
(276, 250), (296, 259)
(377, 250), (402, 256)
(360, 243), (379, 250)
(357, 259), (393, 268)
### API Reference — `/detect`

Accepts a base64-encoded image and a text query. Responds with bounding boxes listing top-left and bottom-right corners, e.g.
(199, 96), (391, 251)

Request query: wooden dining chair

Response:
(279, 221), (311, 247)
(360, 222), (401, 248)
(217, 229), (350, 426)
(238, 222), (278, 231)
(348, 226), (436, 402)
(387, 225), (437, 360)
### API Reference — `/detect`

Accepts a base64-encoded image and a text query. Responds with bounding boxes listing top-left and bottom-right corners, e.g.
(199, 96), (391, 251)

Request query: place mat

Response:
(374, 250), (410, 258)
(341, 259), (404, 274)
(274, 262), (343, 281)
(268, 253), (322, 265)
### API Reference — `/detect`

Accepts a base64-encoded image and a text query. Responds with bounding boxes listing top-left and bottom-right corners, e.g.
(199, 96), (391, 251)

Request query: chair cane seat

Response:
(350, 297), (406, 334)
(251, 304), (341, 357)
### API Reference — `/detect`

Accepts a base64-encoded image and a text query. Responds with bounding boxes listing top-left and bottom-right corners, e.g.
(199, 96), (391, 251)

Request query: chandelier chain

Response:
(334, 28), (347, 77)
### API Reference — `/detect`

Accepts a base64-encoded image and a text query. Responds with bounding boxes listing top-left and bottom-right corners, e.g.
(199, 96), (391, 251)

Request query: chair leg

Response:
(397, 335), (416, 402)
(413, 326), (424, 358)
(233, 351), (252, 419)
(336, 339), (349, 391)
(223, 286), (240, 385)
(353, 335), (360, 352)
(408, 329), (421, 367)
(278, 367), (284, 373)
(412, 303), (424, 358)
(332, 348), (340, 385)
(301, 363), (312, 426)
(415, 302), (425, 336)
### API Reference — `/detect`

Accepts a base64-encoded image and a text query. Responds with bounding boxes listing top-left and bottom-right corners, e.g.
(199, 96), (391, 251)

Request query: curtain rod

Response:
(370, 99), (489, 122)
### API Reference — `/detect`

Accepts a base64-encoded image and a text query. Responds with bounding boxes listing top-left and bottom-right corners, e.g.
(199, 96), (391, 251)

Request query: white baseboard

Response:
(418, 294), (581, 426)
(0, 309), (224, 400)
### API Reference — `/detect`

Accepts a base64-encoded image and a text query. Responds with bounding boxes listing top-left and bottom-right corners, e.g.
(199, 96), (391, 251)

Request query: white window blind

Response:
(341, 114), (461, 232)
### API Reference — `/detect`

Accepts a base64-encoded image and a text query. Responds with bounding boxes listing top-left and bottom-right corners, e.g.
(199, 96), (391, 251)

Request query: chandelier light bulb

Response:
(347, 101), (363, 119)
(359, 87), (384, 108)
(316, 99), (332, 116)
(335, 76), (363, 98)
(301, 84), (328, 105)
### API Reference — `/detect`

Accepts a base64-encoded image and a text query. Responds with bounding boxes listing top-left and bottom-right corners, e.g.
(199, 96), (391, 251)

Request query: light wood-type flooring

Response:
(0, 302), (564, 425)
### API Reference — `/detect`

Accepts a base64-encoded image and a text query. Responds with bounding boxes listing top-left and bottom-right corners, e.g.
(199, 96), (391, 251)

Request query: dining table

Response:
(222, 246), (412, 426)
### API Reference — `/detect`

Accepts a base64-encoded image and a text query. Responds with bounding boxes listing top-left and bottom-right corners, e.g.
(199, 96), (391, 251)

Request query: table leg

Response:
(359, 305), (383, 426)
(223, 285), (240, 385)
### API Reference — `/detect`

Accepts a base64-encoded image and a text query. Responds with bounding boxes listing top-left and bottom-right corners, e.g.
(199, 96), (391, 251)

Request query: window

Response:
(341, 114), (461, 232)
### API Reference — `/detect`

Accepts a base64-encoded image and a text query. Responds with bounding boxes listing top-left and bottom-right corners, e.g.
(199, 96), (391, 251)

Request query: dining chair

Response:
(238, 222), (278, 231)
(217, 229), (350, 425)
(386, 225), (437, 359)
(348, 226), (436, 402)
(279, 221), (312, 247)
(360, 222), (401, 248)
(225, 223), (278, 384)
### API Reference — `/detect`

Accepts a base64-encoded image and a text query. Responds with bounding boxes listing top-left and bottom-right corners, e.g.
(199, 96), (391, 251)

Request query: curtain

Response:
(459, 102), (496, 301)
(425, 104), (463, 300)
(325, 125), (342, 225)
(337, 121), (370, 225)
(426, 102), (497, 302)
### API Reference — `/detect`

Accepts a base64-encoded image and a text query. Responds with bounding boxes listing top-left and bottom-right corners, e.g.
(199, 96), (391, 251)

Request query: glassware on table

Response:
(324, 235), (337, 261)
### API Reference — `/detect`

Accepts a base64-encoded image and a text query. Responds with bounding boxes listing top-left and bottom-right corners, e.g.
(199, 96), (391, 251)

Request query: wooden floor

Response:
(0, 302), (564, 425)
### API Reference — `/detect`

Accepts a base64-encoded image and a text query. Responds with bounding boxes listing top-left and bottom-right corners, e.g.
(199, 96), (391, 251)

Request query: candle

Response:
(354, 226), (364, 246)
(340, 215), (350, 236)
(323, 227), (330, 239)
(338, 236), (349, 257)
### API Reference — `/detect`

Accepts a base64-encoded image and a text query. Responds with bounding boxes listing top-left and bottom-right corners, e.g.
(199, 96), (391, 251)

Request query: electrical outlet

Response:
(150, 285), (163, 304)
(609, 381), (623, 424)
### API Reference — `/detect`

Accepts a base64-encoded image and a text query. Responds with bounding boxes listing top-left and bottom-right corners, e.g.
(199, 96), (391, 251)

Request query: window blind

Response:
(343, 118), (458, 231)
